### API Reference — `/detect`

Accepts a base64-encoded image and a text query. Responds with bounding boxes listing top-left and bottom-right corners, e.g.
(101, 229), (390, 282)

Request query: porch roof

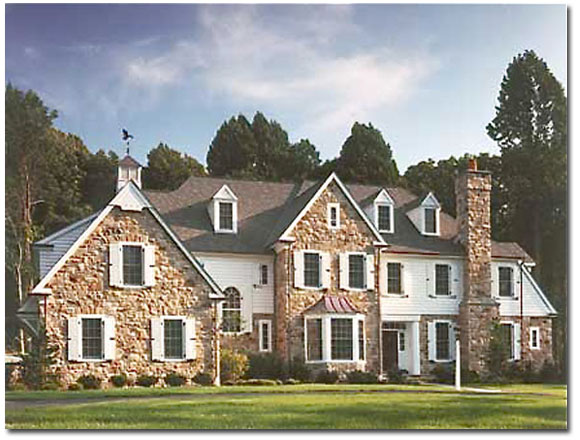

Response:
(304, 295), (361, 315)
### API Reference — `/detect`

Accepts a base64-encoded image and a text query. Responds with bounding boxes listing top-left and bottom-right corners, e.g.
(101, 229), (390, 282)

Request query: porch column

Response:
(410, 321), (421, 375)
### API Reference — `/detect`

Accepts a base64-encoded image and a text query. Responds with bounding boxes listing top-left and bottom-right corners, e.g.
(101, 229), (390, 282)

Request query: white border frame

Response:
(529, 326), (540, 350)
(258, 319), (272, 352)
(327, 202), (340, 231)
(433, 319), (453, 363)
(375, 202), (394, 234)
(304, 314), (366, 364)
(157, 315), (188, 362)
(76, 314), (108, 363)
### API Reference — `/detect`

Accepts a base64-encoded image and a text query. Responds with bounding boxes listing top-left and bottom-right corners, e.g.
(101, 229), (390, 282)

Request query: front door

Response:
(382, 330), (399, 372)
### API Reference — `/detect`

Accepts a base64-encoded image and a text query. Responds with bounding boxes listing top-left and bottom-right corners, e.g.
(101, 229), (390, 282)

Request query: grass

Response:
(6, 384), (567, 429)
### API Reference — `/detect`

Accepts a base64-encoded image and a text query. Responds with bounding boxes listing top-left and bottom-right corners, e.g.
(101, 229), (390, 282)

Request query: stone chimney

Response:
(455, 158), (499, 372)
(117, 155), (142, 192)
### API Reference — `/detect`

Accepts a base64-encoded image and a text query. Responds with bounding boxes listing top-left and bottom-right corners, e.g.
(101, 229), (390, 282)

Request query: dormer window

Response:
(424, 208), (437, 234)
(328, 203), (340, 230)
(370, 189), (394, 233)
(209, 184), (238, 234)
(413, 192), (440, 236)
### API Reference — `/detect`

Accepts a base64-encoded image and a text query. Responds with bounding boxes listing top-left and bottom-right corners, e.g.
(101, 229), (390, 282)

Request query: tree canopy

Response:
(143, 143), (206, 191)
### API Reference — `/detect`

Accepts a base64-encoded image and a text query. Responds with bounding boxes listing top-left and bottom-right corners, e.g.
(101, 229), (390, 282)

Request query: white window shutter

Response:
(427, 321), (436, 361)
(109, 243), (123, 287)
(241, 290), (253, 333)
(448, 323), (456, 360)
(151, 318), (164, 361)
(426, 263), (433, 296)
(491, 265), (499, 298)
(256, 264), (262, 286)
(514, 323), (521, 360)
(294, 251), (304, 288)
(401, 263), (407, 294)
(366, 255), (375, 290)
(339, 253), (349, 290)
(103, 316), (116, 360)
(67, 316), (82, 361)
(321, 252), (331, 289)
(185, 318), (196, 360)
(143, 244), (156, 287)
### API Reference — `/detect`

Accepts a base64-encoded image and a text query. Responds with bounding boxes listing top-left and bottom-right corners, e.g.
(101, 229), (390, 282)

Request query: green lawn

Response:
(6, 384), (567, 429)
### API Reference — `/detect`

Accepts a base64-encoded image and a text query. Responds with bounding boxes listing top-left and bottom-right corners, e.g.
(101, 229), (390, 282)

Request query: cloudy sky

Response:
(5, 3), (567, 171)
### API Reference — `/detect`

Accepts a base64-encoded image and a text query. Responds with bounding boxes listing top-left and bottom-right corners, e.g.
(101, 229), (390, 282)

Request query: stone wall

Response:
(221, 313), (275, 353)
(420, 315), (458, 374)
(274, 181), (381, 373)
(43, 207), (218, 387)
(503, 316), (553, 366)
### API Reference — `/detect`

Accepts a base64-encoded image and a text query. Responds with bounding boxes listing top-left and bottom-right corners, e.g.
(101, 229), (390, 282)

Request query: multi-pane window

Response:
(435, 322), (450, 360)
(260, 264), (268, 285)
(399, 331), (406, 352)
(378, 205), (391, 231)
(260, 321), (271, 352)
(530, 327), (540, 349)
(349, 254), (365, 289)
(222, 287), (241, 333)
(387, 263), (402, 294)
(219, 202), (233, 231)
(328, 204), (339, 229)
(164, 319), (184, 359)
(501, 323), (514, 359)
(123, 245), (143, 286)
(358, 320), (365, 360)
(499, 267), (514, 297)
(304, 252), (321, 288)
(306, 319), (322, 361)
(331, 318), (353, 360)
(424, 208), (437, 234)
(435, 264), (451, 296)
(82, 318), (103, 360)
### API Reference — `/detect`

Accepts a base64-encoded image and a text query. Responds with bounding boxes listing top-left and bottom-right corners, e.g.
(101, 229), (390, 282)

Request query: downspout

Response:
(377, 248), (383, 377)
(286, 242), (293, 364)
(519, 260), (524, 360)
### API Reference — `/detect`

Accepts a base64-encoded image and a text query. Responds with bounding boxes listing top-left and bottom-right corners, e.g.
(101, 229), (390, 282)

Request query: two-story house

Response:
(19, 155), (556, 386)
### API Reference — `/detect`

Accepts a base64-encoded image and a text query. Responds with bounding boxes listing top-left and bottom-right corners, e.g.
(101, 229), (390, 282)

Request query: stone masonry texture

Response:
(43, 207), (219, 387)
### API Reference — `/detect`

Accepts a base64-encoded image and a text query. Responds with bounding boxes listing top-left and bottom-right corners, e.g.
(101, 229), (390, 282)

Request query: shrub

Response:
(345, 370), (378, 384)
(539, 360), (560, 384)
(238, 378), (279, 386)
(431, 363), (454, 384)
(5, 365), (16, 391)
(165, 373), (187, 387)
(247, 353), (287, 380)
(136, 375), (158, 387)
(20, 324), (59, 390)
(288, 357), (311, 382)
(386, 368), (407, 384)
(315, 370), (339, 384)
(68, 383), (82, 391)
(220, 349), (249, 384)
(110, 374), (127, 388)
(193, 371), (213, 386)
(77, 374), (101, 390)
(284, 378), (301, 385)
(41, 381), (60, 390)
(460, 368), (480, 384)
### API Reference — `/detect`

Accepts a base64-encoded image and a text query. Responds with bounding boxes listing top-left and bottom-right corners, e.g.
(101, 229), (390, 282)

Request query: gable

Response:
(421, 192), (440, 208)
(374, 188), (395, 205)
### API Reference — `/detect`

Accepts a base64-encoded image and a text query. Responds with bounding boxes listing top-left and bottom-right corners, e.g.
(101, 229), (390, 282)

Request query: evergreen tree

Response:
(81, 149), (118, 211)
(206, 115), (256, 177)
(335, 122), (399, 185)
(143, 143), (206, 191)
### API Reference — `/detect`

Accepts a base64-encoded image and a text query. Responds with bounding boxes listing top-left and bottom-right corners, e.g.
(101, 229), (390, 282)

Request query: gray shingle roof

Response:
(144, 175), (533, 262)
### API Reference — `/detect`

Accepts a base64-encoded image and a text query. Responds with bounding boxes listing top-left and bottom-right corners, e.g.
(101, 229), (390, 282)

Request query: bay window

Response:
(305, 315), (365, 363)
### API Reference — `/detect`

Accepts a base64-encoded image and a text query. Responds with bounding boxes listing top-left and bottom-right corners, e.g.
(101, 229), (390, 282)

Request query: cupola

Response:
(117, 154), (142, 191)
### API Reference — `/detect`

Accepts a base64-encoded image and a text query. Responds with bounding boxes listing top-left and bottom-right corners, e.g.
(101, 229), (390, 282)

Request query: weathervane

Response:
(122, 128), (134, 155)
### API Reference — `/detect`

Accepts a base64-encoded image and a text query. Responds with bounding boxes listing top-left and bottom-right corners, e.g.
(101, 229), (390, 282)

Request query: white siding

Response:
(36, 216), (95, 278)
(196, 253), (274, 314)
(380, 255), (463, 317)
(492, 260), (554, 317)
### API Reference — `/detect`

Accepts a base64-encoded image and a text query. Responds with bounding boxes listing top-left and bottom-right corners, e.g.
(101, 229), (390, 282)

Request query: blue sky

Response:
(5, 3), (567, 172)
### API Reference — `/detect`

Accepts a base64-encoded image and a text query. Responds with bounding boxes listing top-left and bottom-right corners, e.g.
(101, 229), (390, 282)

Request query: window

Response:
(82, 318), (103, 360)
(331, 318), (353, 360)
(435, 264), (451, 296)
(259, 320), (272, 352)
(399, 331), (406, 352)
(358, 320), (365, 360)
(501, 323), (514, 360)
(304, 252), (321, 288)
(222, 287), (241, 333)
(377, 204), (392, 232)
(306, 318), (322, 361)
(424, 208), (437, 234)
(123, 245), (143, 286)
(219, 202), (234, 231)
(387, 263), (402, 294)
(435, 322), (450, 361)
(349, 254), (365, 289)
(499, 267), (514, 297)
(328, 203), (340, 229)
(259, 264), (268, 285)
(530, 327), (540, 350)
(164, 319), (184, 359)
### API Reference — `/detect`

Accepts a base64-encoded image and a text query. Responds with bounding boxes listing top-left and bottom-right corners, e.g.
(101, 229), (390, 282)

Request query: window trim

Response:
(221, 287), (243, 334)
(258, 319), (272, 353)
(259, 264), (269, 286)
(498, 266), (515, 298)
(386, 262), (404, 296)
(529, 326), (540, 350)
(303, 251), (322, 290)
(304, 314), (366, 364)
(422, 207), (440, 236)
(159, 315), (188, 362)
(375, 202), (394, 233)
(347, 251), (367, 291)
(434, 263), (452, 297)
(433, 320), (452, 362)
(500, 321), (516, 361)
(217, 201), (236, 233)
(327, 203), (340, 230)
(78, 314), (107, 362)
(119, 241), (146, 288)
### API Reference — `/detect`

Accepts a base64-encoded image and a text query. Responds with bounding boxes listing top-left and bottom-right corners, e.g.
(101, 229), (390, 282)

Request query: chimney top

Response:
(468, 157), (478, 171)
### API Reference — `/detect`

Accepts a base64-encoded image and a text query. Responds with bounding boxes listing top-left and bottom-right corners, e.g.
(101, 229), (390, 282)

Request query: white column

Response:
(323, 317), (332, 361)
(410, 321), (421, 375)
(455, 339), (461, 391)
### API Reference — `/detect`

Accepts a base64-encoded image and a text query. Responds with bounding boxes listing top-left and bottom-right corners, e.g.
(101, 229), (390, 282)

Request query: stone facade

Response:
(455, 169), (500, 372)
(221, 313), (275, 353)
(273, 182), (381, 373)
(42, 207), (219, 387)
(419, 315), (458, 374)
(503, 316), (553, 366)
